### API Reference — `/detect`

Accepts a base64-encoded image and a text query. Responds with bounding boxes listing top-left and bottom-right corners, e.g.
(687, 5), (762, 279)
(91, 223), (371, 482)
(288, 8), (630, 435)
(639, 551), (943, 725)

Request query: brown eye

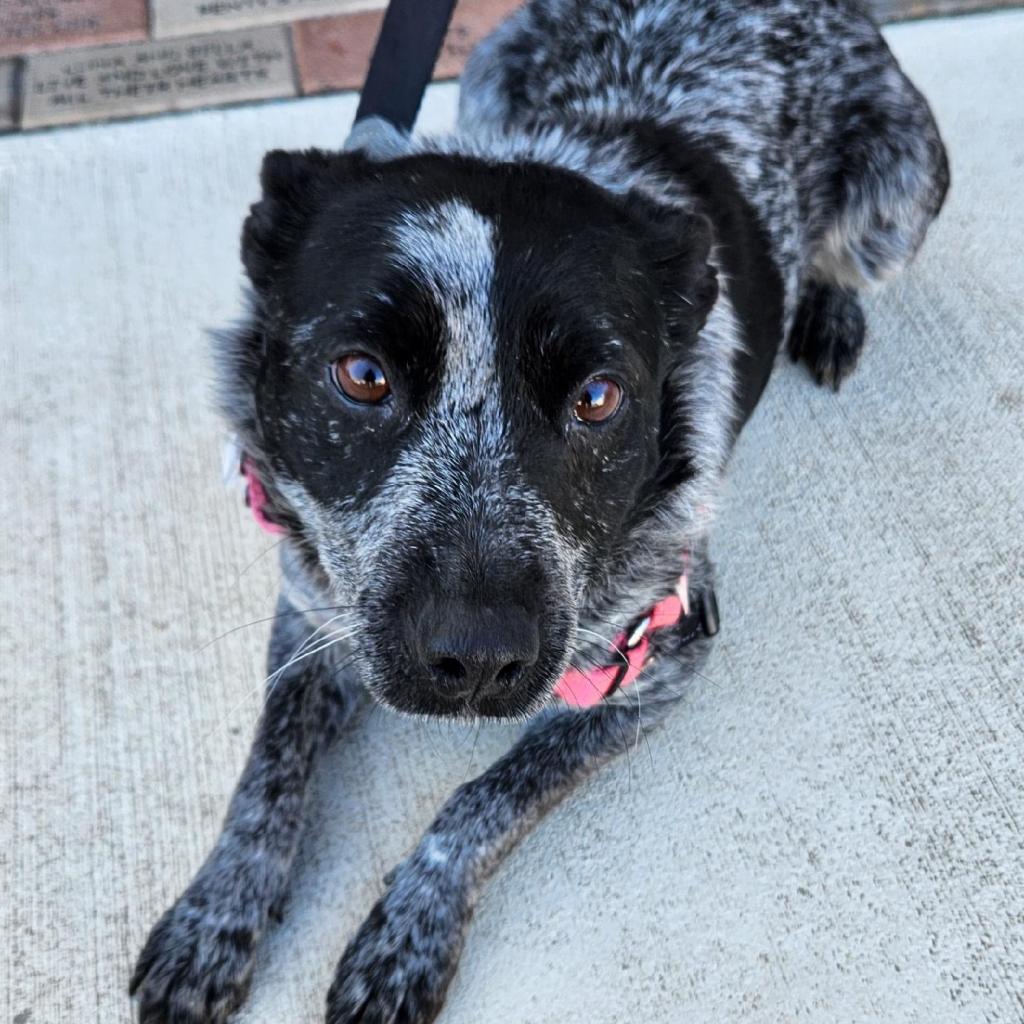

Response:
(334, 353), (390, 404)
(573, 377), (623, 424)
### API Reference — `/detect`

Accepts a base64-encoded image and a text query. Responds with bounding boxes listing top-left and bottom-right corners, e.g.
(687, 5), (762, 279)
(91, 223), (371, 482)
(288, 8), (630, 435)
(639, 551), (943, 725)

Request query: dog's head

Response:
(219, 147), (719, 719)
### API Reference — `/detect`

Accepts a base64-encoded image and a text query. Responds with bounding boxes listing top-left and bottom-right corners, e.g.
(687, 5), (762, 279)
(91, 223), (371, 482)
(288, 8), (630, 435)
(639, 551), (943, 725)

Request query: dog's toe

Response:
(326, 888), (461, 1024)
(130, 894), (256, 1024)
(788, 281), (866, 391)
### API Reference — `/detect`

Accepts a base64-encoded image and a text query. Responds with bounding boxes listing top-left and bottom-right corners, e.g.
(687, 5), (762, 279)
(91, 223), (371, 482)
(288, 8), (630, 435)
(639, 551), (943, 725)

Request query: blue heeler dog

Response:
(131, 0), (948, 1020)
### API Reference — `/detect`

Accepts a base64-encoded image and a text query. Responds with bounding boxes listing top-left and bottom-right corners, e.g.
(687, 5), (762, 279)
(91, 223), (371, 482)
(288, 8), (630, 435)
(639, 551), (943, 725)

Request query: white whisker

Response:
(264, 626), (357, 690)
(575, 626), (628, 666)
(208, 614), (356, 742)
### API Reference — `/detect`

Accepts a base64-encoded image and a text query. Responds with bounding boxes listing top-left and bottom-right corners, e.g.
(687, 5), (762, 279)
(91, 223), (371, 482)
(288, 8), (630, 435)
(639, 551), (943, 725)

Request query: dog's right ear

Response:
(241, 148), (365, 291)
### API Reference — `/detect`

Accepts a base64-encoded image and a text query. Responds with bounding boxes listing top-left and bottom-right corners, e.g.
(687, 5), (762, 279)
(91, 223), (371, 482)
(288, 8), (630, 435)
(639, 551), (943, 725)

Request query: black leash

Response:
(355, 0), (460, 133)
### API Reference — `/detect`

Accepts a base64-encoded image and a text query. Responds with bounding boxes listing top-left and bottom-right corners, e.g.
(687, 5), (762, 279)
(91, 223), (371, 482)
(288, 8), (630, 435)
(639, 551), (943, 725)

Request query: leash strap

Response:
(355, 0), (459, 133)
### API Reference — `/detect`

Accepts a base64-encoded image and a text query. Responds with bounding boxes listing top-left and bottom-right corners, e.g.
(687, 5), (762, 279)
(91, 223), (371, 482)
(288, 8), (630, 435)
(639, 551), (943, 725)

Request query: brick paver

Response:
(151, 0), (384, 41)
(0, 0), (148, 59)
(291, 8), (381, 94)
(22, 26), (296, 128)
(0, 60), (19, 129)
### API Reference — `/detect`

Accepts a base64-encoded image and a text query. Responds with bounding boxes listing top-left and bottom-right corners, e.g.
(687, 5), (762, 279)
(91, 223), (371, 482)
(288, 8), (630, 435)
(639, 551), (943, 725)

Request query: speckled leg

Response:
(810, 70), (949, 294)
(325, 693), (685, 1024)
(131, 597), (357, 1024)
(793, 67), (948, 389)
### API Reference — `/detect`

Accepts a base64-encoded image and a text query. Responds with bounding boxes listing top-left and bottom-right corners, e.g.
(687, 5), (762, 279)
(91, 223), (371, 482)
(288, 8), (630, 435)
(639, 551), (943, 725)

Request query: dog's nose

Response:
(415, 602), (539, 702)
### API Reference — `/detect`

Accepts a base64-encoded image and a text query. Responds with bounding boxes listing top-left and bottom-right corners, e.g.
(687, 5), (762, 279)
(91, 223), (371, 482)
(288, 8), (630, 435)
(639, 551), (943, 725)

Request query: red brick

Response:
(293, 8), (382, 94)
(435, 0), (521, 80)
(294, 0), (522, 96)
(0, 0), (148, 59)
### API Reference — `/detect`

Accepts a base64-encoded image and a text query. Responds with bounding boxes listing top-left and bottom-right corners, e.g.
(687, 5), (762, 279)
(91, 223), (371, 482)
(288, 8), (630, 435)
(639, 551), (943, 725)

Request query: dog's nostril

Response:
(495, 661), (523, 685)
(431, 656), (467, 682)
(415, 602), (539, 702)
(428, 653), (524, 696)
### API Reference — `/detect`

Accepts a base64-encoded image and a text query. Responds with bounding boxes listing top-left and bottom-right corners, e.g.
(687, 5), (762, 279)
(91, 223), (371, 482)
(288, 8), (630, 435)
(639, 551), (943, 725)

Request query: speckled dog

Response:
(131, 1), (948, 1021)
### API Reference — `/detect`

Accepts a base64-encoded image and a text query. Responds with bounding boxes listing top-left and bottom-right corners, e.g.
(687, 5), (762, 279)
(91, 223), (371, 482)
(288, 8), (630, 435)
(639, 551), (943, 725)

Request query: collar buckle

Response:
(625, 615), (651, 649)
(699, 589), (720, 637)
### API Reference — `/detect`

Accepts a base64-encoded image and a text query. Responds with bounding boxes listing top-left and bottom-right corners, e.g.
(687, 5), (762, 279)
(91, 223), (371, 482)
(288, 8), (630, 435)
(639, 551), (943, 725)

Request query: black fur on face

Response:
(218, 147), (716, 719)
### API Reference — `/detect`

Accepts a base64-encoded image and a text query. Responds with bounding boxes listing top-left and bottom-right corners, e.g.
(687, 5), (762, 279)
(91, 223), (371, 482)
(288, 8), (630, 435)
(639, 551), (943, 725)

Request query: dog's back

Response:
(461, 0), (948, 318)
(457, 0), (948, 421)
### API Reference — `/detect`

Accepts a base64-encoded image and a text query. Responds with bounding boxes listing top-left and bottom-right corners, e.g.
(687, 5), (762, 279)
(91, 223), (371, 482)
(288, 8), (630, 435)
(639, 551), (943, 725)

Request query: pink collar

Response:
(241, 459), (713, 708)
(242, 458), (287, 536)
(553, 575), (692, 707)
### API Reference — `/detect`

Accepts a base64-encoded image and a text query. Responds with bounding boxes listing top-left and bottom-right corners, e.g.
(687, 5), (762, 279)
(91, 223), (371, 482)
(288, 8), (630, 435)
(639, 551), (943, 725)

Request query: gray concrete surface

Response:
(2, 10), (1023, 1023)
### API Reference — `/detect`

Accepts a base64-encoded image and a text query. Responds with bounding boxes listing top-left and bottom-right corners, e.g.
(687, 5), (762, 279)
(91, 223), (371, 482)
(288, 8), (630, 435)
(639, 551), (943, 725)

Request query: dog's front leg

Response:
(131, 598), (350, 1024)
(327, 697), (670, 1024)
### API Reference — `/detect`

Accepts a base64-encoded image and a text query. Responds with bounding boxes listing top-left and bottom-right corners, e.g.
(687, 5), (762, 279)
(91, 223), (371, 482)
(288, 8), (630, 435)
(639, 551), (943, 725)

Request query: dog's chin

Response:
(367, 669), (559, 723)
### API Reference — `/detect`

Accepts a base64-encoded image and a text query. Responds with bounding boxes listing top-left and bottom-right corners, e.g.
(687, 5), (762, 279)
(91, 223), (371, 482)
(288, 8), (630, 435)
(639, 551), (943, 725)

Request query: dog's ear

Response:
(223, 149), (364, 436)
(241, 148), (367, 291)
(629, 196), (719, 340)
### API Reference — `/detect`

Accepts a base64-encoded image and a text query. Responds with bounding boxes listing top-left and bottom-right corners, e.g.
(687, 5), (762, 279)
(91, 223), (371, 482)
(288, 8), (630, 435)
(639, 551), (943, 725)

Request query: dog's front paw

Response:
(130, 891), (258, 1024)
(789, 281), (866, 391)
(327, 873), (465, 1024)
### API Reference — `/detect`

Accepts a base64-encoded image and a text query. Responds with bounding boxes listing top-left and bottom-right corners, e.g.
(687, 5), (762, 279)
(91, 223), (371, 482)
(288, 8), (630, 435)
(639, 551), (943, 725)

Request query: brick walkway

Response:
(0, 0), (520, 131)
(0, 0), (1014, 133)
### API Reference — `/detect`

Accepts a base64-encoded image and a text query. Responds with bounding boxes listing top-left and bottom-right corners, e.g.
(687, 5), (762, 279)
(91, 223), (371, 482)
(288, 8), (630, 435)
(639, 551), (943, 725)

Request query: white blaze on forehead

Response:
(392, 200), (497, 410)
(377, 200), (509, 557)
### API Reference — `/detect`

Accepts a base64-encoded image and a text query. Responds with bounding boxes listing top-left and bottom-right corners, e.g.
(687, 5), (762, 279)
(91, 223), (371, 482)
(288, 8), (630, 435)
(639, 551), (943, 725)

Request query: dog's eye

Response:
(573, 377), (622, 424)
(333, 353), (390, 404)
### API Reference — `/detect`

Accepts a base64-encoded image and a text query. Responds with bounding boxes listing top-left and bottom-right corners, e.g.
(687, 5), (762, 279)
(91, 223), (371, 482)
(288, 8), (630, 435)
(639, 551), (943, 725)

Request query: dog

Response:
(130, 1), (948, 1020)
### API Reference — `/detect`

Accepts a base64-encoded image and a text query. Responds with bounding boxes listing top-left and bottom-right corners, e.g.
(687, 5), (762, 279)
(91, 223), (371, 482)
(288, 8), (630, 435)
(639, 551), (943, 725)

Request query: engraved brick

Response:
(22, 26), (297, 129)
(867, 0), (1018, 19)
(0, 59), (20, 130)
(0, 0), (148, 59)
(152, 0), (386, 40)
(294, 0), (521, 95)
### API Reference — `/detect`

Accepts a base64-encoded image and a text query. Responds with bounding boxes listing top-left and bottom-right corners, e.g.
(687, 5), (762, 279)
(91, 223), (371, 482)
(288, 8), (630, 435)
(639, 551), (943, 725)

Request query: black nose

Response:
(414, 601), (540, 702)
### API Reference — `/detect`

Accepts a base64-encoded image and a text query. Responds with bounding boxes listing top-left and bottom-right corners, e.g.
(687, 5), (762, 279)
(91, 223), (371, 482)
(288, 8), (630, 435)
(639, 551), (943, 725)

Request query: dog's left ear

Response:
(242, 128), (412, 291)
(630, 197), (719, 340)
(223, 149), (369, 437)
(241, 148), (348, 291)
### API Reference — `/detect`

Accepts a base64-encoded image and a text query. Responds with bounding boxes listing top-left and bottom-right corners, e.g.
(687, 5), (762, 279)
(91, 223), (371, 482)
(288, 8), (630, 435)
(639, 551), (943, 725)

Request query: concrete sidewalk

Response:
(2, 10), (1023, 1023)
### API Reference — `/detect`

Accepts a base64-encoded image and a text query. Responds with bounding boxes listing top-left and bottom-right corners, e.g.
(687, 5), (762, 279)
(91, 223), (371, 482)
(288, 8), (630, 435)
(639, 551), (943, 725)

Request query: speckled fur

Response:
(458, 0), (949, 315)
(132, 2), (947, 1021)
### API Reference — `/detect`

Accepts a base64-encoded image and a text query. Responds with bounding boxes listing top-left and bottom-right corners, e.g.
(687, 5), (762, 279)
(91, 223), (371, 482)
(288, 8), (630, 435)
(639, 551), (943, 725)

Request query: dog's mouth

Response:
(375, 674), (559, 721)
(361, 563), (711, 720)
